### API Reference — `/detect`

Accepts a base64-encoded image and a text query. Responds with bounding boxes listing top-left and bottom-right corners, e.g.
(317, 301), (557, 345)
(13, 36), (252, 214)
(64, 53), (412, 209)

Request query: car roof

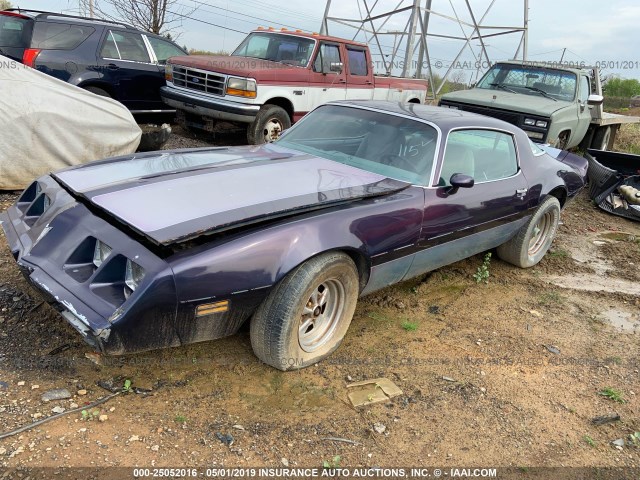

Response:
(250, 29), (368, 48)
(329, 100), (520, 132)
(2, 9), (138, 30)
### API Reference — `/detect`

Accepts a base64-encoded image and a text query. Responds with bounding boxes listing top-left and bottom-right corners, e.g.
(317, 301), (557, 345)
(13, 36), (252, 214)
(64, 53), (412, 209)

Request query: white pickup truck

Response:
(161, 28), (429, 144)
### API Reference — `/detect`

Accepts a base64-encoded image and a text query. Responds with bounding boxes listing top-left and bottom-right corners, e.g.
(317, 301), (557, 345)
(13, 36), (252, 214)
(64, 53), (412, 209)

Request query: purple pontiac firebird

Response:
(1, 101), (588, 370)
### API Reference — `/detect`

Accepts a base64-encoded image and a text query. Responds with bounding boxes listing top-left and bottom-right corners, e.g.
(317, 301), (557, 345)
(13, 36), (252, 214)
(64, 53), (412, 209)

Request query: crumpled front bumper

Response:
(0, 175), (179, 355)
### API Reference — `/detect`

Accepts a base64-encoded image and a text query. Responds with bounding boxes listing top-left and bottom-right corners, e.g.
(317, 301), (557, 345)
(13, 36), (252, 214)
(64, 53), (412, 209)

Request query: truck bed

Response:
(592, 111), (640, 126)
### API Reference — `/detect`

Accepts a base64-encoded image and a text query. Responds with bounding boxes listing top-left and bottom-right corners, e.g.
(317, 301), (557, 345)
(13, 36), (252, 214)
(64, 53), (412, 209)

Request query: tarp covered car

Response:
(0, 55), (141, 190)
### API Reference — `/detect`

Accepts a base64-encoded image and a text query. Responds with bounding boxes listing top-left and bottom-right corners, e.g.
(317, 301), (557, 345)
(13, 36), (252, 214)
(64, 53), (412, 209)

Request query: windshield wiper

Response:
(490, 83), (517, 94)
(524, 86), (558, 101)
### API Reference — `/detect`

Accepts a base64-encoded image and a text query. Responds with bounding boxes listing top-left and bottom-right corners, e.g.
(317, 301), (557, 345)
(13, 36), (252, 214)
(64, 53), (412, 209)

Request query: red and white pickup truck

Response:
(161, 28), (428, 144)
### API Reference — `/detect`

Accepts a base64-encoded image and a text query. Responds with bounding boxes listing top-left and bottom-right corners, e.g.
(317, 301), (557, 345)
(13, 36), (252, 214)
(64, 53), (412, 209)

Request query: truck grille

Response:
(441, 101), (521, 126)
(172, 66), (226, 96)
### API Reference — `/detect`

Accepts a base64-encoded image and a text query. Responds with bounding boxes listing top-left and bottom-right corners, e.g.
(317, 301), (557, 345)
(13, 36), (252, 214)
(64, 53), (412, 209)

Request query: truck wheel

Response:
(250, 252), (359, 370)
(496, 196), (561, 268)
(592, 126), (611, 151)
(247, 104), (291, 145)
(553, 131), (569, 150)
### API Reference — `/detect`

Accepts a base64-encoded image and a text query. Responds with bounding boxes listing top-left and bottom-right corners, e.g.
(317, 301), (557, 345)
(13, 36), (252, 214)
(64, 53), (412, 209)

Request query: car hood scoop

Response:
(54, 145), (410, 245)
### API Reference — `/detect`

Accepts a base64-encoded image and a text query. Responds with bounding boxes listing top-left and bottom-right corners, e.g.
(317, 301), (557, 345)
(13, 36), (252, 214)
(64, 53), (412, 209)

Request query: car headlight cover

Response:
(536, 120), (548, 128)
(164, 63), (173, 82)
(93, 240), (112, 268)
(125, 259), (145, 292)
(524, 118), (536, 126)
(226, 77), (257, 98)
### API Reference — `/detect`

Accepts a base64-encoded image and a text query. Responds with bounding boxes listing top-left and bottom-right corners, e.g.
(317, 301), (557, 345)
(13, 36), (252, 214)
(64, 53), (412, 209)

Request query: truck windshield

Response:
(477, 64), (577, 102)
(232, 32), (315, 66)
(277, 105), (438, 186)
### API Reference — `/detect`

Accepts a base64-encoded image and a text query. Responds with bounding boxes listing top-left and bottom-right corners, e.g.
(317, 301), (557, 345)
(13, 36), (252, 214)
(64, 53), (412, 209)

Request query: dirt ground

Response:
(0, 125), (638, 474)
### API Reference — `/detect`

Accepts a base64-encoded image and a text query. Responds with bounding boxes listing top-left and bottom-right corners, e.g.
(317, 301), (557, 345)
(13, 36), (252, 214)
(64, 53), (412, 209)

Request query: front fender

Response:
(168, 189), (424, 303)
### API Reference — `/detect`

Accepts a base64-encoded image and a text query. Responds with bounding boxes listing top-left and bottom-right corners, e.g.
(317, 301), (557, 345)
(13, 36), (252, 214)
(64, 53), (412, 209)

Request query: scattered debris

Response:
(281, 458), (289, 467)
(98, 415), (108, 422)
(41, 388), (72, 402)
(31, 384), (39, 390)
(373, 422), (386, 434)
(17, 381), (25, 386)
(47, 344), (71, 356)
(592, 414), (621, 426)
(77, 389), (88, 396)
(151, 445), (160, 452)
(428, 305), (440, 314)
(215, 432), (234, 446)
(51, 406), (65, 414)
(322, 437), (361, 446)
(611, 438), (625, 448)
(128, 435), (140, 443)
(529, 310), (543, 318)
(231, 424), (245, 431)
(545, 345), (561, 355)
(347, 378), (403, 407)
(442, 376), (457, 382)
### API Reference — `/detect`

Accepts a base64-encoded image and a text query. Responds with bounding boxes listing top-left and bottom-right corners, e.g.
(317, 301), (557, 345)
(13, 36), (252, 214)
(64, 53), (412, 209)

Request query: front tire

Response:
(497, 196), (561, 268)
(250, 252), (359, 370)
(247, 104), (291, 145)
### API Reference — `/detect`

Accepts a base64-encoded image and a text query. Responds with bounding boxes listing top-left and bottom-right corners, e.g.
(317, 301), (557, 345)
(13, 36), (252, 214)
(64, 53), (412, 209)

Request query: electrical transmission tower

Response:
(320, 0), (529, 100)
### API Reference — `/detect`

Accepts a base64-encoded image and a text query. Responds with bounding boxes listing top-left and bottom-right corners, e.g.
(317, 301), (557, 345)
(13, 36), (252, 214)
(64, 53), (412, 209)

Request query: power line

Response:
(167, 9), (248, 35)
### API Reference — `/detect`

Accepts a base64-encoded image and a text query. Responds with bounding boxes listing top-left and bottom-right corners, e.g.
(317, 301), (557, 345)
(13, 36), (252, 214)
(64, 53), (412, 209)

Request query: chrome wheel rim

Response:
(263, 118), (283, 142)
(298, 279), (345, 353)
(528, 212), (553, 255)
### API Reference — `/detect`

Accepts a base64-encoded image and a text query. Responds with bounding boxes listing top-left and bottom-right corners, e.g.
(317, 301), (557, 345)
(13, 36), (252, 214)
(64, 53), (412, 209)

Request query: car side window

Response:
(579, 76), (590, 103)
(146, 36), (185, 64)
(347, 48), (367, 76)
(313, 43), (340, 73)
(31, 22), (95, 50)
(440, 129), (518, 186)
(101, 30), (150, 63)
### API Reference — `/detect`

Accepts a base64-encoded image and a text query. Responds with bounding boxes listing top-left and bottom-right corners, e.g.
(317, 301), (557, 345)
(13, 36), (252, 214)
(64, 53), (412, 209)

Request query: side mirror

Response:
(446, 173), (474, 195)
(329, 61), (343, 73)
(587, 94), (604, 105)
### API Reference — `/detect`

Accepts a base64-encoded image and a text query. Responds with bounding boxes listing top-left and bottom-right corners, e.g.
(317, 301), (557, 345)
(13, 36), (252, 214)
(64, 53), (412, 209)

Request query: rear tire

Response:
(592, 126), (611, 151)
(247, 104), (291, 145)
(83, 86), (111, 98)
(497, 196), (561, 268)
(250, 252), (359, 370)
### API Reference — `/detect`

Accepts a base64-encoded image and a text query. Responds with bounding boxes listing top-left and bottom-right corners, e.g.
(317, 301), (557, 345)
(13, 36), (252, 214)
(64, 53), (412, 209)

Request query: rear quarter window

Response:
(32, 22), (95, 50)
(0, 14), (30, 48)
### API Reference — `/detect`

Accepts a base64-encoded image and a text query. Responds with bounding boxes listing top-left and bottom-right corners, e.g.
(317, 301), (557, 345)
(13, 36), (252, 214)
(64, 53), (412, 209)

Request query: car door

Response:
(345, 46), (373, 100)
(98, 29), (164, 111)
(308, 42), (347, 108)
(573, 74), (592, 145)
(404, 128), (530, 279)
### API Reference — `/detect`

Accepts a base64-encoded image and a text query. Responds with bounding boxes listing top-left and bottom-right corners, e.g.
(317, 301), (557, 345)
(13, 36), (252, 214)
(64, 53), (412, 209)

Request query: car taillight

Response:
(22, 48), (41, 68)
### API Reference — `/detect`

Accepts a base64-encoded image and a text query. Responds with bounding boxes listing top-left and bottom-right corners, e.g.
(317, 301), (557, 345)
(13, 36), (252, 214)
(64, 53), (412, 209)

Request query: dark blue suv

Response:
(0, 9), (187, 113)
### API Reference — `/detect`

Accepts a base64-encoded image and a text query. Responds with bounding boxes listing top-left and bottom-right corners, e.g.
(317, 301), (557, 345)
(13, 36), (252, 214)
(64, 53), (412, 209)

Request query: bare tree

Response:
(0, 0), (13, 10)
(95, 0), (195, 36)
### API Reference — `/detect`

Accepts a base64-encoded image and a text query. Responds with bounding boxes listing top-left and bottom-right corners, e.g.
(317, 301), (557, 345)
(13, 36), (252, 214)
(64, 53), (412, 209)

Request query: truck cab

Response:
(440, 61), (638, 151)
(161, 28), (428, 144)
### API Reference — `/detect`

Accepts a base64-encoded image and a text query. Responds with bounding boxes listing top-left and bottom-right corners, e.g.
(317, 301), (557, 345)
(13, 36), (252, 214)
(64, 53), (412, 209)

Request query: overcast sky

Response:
(11, 0), (640, 80)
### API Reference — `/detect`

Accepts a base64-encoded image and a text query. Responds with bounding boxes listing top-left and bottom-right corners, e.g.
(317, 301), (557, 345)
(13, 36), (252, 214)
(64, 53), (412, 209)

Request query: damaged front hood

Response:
(53, 144), (409, 245)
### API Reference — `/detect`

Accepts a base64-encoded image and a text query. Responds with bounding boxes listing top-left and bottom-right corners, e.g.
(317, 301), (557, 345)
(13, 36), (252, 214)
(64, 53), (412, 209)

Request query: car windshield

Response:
(232, 32), (314, 66)
(477, 63), (577, 102)
(276, 105), (438, 185)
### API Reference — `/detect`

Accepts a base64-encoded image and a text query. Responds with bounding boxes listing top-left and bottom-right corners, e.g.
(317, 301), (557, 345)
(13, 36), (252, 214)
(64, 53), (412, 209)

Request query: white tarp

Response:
(0, 55), (141, 190)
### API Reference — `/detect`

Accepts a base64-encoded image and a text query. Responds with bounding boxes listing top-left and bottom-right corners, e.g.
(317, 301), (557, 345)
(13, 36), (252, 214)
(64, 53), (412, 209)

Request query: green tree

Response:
(603, 77), (640, 97)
